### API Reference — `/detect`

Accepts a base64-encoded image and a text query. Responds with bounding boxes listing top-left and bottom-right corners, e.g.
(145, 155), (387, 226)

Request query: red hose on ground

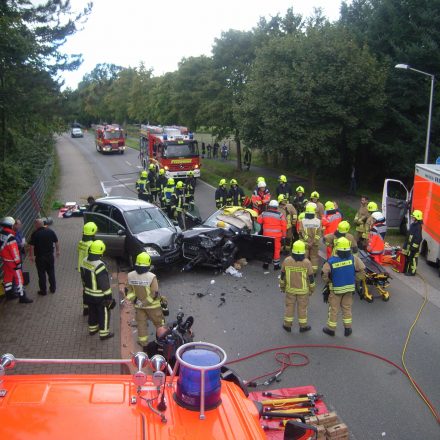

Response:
(226, 344), (440, 424)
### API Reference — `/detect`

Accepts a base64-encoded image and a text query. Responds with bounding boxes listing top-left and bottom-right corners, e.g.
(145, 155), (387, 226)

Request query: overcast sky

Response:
(61, 0), (349, 89)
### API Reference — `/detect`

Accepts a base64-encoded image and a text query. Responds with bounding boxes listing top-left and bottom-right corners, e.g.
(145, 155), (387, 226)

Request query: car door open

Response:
(382, 179), (409, 229)
(83, 212), (126, 257)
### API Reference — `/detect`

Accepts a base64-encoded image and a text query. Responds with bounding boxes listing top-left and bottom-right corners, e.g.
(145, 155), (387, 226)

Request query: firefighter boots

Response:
(344, 328), (353, 337)
(322, 327), (335, 336)
(299, 326), (311, 333)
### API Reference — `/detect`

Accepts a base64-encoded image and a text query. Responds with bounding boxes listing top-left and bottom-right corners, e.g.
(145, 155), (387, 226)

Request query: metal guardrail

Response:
(1, 157), (54, 295)
(6, 157), (54, 239)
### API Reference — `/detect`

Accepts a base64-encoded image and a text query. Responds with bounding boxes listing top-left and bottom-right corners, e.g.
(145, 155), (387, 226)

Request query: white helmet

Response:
(0, 216), (15, 228)
(372, 211), (385, 222)
(269, 200), (279, 208)
(257, 181), (266, 188)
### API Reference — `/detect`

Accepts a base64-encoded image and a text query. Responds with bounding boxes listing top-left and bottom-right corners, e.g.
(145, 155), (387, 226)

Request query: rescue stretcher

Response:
(358, 249), (391, 302)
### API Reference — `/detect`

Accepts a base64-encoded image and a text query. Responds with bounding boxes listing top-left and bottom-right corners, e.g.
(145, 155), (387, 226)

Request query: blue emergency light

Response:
(163, 134), (168, 140)
(189, 133), (193, 139)
(175, 348), (222, 410)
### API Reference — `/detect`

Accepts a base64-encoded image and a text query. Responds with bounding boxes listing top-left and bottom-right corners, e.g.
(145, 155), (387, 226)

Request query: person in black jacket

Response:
(215, 179), (229, 208)
(228, 179), (245, 206)
(403, 210), (423, 276)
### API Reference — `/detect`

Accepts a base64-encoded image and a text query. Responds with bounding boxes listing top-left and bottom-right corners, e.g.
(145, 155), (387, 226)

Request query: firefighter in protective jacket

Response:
(321, 237), (365, 337)
(215, 179), (229, 209)
(323, 220), (358, 259)
(280, 240), (315, 333)
(298, 203), (322, 274)
(403, 210), (423, 276)
(80, 240), (114, 340)
(125, 252), (165, 349)
(77, 221), (98, 315)
(277, 194), (297, 252)
(136, 170), (150, 202)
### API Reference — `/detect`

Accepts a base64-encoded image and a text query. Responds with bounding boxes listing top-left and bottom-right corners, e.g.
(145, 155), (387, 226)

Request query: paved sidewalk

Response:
(0, 135), (121, 374)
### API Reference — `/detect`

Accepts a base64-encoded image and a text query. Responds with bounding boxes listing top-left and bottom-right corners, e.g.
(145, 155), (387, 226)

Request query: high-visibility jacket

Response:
(157, 175), (168, 194)
(324, 232), (358, 256)
(298, 216), (322, 249)
(278, 203), (297, 229)
(227, 186), (245, 206)
(354, 204), (369, 234)
(80, 258), (112, 303)
(77, 237), (93, 272)
(136, 177), (150, 195)
(251, 188), (271, 214)
(257, 209), (286, 238)
(322, 255), (365, 294)
(280, 256), (315, 295)
(215, 187), (229, 209)
(126, 270), (160, 310)
(321, 210), (342, 235)
(185, 177), (196, 198)
(148, 170), (158, 192)
(0, 227), (20, 265)
(367, 221), (387, 262)
(403, 221), (422, 255)
(174, 188), (186, 213)
(162, 185), (175, 205)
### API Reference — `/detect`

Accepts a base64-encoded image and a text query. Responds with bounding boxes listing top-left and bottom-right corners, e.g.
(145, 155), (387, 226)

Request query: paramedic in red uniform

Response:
(258, 200), (287, 270)
(0, 216), (33, 303)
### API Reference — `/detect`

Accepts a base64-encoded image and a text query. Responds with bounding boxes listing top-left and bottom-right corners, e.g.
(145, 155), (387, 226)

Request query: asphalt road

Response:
(67, 133), (440, 439)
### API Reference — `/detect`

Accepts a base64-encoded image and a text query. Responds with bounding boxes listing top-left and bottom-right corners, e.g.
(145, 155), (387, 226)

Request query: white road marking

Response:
(125, 160), (132, 166)
(198, 179), (216, 190)
(100, 181), (109, 196)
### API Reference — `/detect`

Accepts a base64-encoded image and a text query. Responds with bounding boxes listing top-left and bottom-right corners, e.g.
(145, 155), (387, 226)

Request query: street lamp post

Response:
(395, 64), (435, 164)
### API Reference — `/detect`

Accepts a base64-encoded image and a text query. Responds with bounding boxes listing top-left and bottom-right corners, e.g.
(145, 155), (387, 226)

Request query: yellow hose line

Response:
(401, 273), (439, 422)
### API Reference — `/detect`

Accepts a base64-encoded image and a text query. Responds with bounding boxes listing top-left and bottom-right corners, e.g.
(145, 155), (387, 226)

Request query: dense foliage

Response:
(0, 0), (91, 213)
(70, 2), (439, 187)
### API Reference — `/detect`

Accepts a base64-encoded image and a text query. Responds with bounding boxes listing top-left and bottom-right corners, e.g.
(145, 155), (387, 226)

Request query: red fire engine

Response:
(95, 124), (126, 154)
(139, 125), (200, 179)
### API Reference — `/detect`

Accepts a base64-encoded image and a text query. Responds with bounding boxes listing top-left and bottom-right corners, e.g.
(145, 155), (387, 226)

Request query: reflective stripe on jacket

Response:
(126, 270), (160, 309)
(328, 256), (355, 294)
(81, 259), (112, 298)
(77, 239), (93, 272)
(257, 209), (287, 238)
(280, 256), (315, 294)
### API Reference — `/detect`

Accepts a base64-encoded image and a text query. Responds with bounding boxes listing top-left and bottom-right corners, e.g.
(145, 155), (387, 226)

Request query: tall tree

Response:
(340, 0), (440, 177)
(241, 19), (386, 187)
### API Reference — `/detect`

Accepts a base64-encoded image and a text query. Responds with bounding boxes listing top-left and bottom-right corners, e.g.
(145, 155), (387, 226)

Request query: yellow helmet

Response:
(279, 175), (287, 183)
(149, 163), (155, 170)
(305, 203), (316, 214)
(230, 178), (238, 185)
(167, 178), (175, 185)
(83, 222), (98, 236)
(292, 240), (306, 255)
(311, 191), (319, 199)
(335, 237), (351, 252)
(188, 170), (194, 176)
(219, 178), (226, 186)
(367, 201), (378, 212)
(217, 221), (226, 228)
(89, 240), (106, 255)
(412, 210), (423, 221)
(257, 176), (265, 183)
(296, 186), (305, 193)
(159, 168), (165, 175)
(337, 220), (350, 234)
(176, 181), (184, 189)
(277, 194), (286, 203)
(141, 170), (148, 178)
(298, 212), (306, 220)
(325, 201), (335, 211)
(135, 252), (151, 267)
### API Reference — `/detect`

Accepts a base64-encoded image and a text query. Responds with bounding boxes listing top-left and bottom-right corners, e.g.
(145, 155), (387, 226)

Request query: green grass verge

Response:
(126, 137), (139, 150)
